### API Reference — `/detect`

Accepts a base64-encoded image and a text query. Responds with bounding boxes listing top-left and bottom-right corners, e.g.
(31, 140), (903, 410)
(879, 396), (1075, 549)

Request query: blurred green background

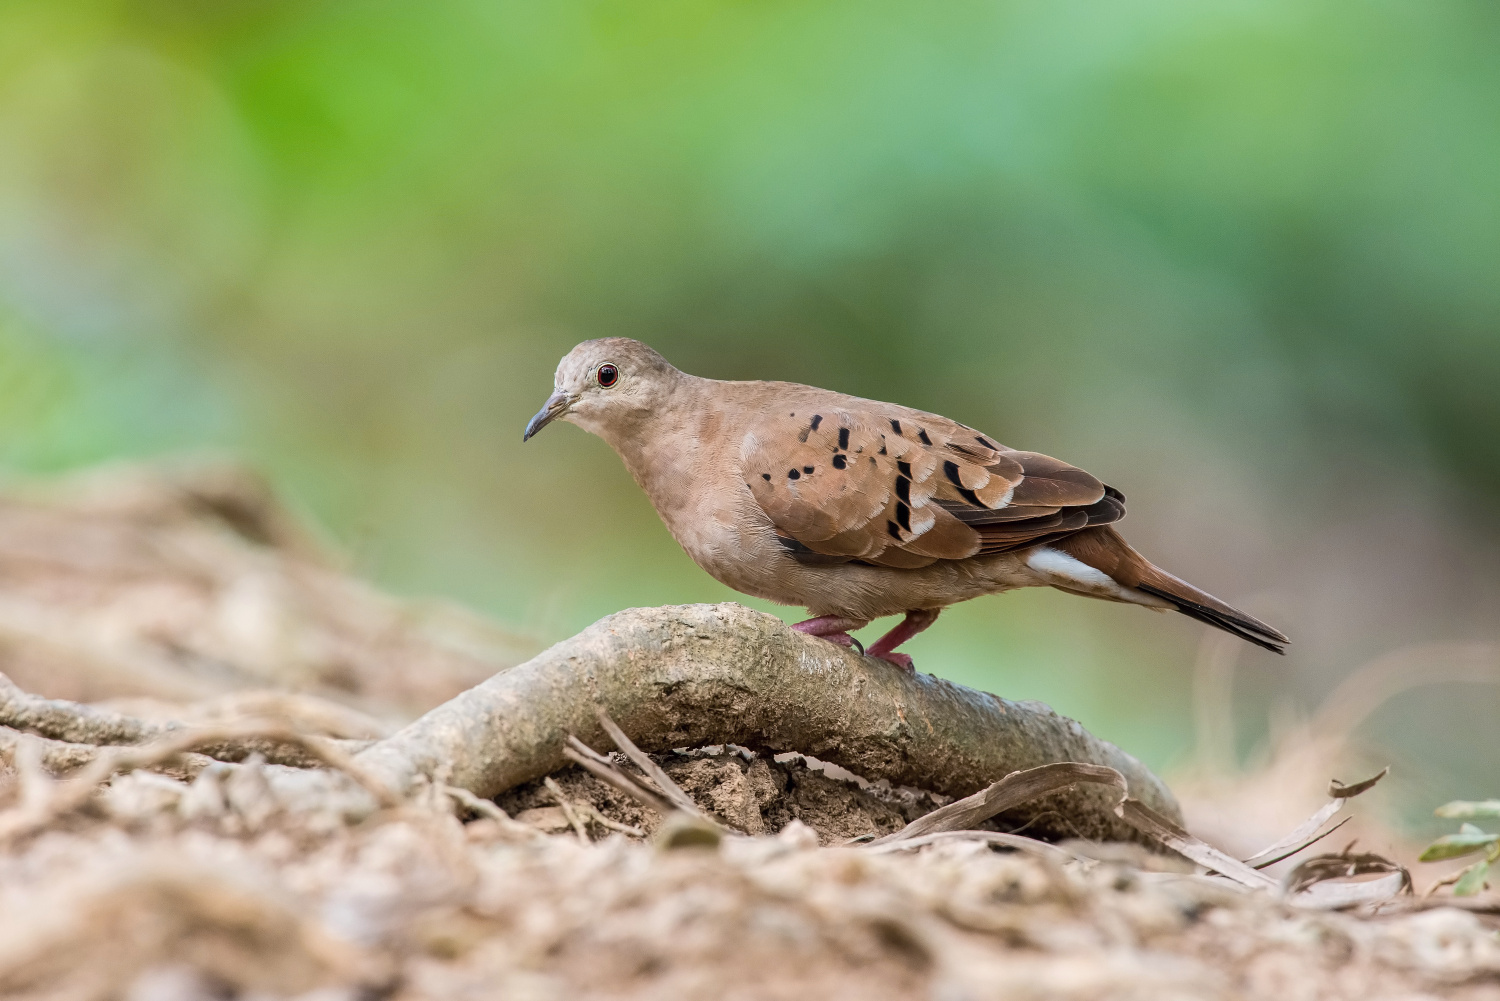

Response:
(2, 0), (1497, 825)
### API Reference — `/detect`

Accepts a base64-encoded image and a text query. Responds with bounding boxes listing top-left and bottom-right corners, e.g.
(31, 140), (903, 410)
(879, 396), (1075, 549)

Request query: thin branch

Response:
(562, 745), (673, 815)
(594, 710), (702, 816)
(562, 737), (736, 838)
(575, 803), (645, 838)
(543, 777), (591, 844)
(442, 783), (504, 822)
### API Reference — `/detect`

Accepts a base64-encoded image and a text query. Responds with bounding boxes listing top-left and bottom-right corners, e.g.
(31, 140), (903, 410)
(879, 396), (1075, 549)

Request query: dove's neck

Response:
(596, 374), (743, 542)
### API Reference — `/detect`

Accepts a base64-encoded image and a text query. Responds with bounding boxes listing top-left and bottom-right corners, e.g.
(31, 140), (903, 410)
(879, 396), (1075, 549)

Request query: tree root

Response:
(353, 602), (1182, 842)
(3, 602), (1184, 843)
(0, 674), (376, 771)
(0, 673), (164, 747)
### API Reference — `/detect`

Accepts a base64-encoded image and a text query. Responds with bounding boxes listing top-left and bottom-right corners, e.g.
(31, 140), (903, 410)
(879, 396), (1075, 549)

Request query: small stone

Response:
(655, 812), (723, 850)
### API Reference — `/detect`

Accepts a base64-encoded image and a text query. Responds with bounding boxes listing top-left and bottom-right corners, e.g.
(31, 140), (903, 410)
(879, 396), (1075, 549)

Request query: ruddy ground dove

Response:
(525, 338), (1287, 670)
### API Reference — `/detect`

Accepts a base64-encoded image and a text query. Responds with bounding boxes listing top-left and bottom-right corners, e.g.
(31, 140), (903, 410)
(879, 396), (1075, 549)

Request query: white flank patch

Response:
(1024, 546), (1173, 607)
(1026, 546), (1118, 589)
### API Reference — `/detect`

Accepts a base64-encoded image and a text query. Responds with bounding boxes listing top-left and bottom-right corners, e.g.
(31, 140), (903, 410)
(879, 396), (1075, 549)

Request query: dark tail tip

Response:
(1137, 583), (1288, 655)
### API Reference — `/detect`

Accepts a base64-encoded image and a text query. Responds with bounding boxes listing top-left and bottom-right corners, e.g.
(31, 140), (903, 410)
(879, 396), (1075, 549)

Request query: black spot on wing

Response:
(788, 469), (800, 480)
(895, 476), (910, 502)
(889, 419), (902, 435)
(832, 454), (847, 469)
(976, 435), (996, 449)
(761, 473), (771, 481)
(803, 465), (814, 474)
(887, 520), (902, 539)
(838, 427), (849, 450)
(954, 486), (983, 507)
(943, 460), (983, 507)
(810, 414), (822, 430)
(916, 428), (932, 446)
(895, 501), (911, 531)
(897, 460), (912, 477)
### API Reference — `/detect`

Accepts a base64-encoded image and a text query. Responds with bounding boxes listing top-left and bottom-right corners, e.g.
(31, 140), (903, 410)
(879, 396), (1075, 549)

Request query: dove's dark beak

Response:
(523, 391), (574, 441)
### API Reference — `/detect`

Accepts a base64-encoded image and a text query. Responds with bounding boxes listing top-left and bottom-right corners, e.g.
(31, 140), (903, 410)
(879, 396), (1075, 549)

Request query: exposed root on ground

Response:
(4, 597), (1183, 842)
(351, 602), (1181, 844)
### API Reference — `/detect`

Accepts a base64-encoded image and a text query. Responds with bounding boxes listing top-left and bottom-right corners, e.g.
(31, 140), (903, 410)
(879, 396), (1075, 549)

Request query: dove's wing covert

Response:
(742, 404), (1125, 569)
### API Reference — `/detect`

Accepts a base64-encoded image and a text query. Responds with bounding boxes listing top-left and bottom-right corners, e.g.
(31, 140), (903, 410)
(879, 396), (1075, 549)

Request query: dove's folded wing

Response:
(742, 404), (1124, 569)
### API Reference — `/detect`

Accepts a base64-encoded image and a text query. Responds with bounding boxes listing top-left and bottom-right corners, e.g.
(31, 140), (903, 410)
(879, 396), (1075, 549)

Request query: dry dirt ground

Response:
(1, 461), (1498, 1001)
(497, 747), (953, 842)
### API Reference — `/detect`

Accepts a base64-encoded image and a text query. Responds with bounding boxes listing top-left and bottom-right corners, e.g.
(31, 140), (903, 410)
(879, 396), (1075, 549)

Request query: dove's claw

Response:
(810, 631), (864, 654)
(792, 615), (868, 655)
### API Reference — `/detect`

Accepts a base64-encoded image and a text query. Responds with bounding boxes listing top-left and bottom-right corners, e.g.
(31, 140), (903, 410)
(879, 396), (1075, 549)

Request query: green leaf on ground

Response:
(1453, 860), (1491, 896)
(1419, 832), (1500, 862)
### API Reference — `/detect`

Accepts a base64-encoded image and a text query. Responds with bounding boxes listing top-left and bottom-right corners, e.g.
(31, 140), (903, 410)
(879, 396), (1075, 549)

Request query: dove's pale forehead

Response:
(554, 337), (674, 387)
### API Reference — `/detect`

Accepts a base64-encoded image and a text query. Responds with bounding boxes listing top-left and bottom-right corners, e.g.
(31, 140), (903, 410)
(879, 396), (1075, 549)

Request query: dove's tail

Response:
(1053, 526), (1288, 654)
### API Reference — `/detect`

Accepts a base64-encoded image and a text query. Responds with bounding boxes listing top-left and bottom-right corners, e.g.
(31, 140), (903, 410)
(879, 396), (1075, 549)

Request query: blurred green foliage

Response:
(1422, 801), (1500, 896)
(1, 0), (1497, 795)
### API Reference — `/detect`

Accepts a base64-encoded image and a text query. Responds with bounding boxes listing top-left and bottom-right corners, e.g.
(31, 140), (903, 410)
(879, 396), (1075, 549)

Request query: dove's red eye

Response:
(597, 364), (618, 388)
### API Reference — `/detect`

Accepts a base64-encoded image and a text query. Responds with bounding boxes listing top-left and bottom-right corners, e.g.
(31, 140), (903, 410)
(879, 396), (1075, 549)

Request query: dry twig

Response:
(562, 726), (737, 838)
(562, 741), (674, 816)
(544, 777), (592, 844)
(594, 710), (703, 816)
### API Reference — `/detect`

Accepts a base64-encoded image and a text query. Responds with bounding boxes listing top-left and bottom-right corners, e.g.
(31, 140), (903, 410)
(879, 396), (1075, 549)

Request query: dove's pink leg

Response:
(865, 609), (941, 672)
(791, 614), (869, 654)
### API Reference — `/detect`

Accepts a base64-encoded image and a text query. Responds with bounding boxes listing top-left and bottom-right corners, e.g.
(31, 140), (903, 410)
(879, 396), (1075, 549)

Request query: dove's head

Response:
(523, 338), (680, 441)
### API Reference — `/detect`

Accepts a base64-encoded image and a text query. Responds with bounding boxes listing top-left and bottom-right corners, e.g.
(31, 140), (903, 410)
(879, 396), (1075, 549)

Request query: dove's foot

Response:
(820, 632), (865, 655)
(792, 614), (869, 655)
(865, 609), (941, 673)
(872, 651), (915, 672)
